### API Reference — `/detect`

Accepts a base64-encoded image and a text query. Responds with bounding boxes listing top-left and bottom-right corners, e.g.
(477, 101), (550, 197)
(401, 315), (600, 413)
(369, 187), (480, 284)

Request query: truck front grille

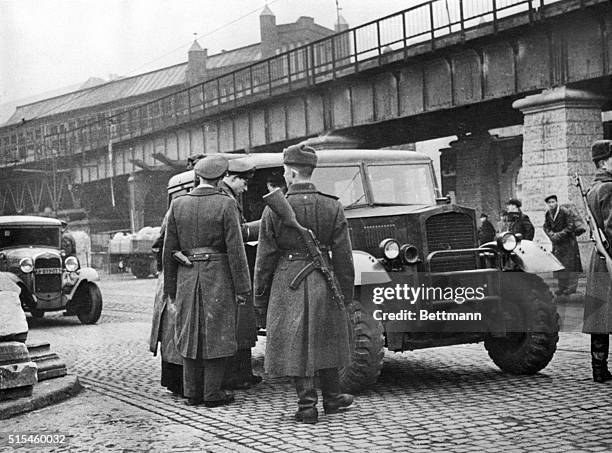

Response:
(426, 212), (477, 272)
(363, 224), (397, 249)
(35, 256), (62, 293)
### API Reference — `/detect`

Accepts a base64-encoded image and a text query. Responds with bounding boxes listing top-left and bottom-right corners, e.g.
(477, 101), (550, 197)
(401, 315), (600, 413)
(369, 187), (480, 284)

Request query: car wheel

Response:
(30, 309), (45, 319)
(484, 272), (559, 375)
(75, 282), (103, 325)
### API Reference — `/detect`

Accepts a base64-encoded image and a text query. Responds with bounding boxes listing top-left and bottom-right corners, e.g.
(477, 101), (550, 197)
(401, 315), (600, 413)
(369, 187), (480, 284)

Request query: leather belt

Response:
(182, 247), (226, 261)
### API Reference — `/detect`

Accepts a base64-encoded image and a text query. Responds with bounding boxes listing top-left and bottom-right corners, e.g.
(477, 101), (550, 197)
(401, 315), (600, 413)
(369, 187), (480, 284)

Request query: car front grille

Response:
(35, 256), (62, 293)
(426, 212), (477, 272)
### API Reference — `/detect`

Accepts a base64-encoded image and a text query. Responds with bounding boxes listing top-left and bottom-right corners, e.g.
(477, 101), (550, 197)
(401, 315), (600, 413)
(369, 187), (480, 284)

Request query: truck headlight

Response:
(65, 256), (79, 272)
(379, 239), (400, 260)
(400, 244), (419, 264)
(20, 257), (34, 273)
(497, 232), (518, 251)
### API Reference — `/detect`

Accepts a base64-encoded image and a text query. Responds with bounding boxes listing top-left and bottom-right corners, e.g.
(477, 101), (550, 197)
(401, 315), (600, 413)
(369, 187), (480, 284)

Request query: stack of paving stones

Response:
(26, 341), (67, 381)
(0, 273), (38, 401)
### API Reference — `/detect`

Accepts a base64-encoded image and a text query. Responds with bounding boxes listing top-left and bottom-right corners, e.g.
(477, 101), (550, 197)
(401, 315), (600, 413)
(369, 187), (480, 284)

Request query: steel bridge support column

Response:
(513, 87), (606, 260)
(128, 172), (148, 233)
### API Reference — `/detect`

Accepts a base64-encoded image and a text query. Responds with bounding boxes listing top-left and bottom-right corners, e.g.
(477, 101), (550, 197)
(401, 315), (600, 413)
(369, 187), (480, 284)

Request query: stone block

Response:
(0, 288), (28, 339)
(544, 149), (568, 164)
(566, 108), (605, 123)
(0, 385), (33, 401)
(566, 121), (604, 136)
(0, 361), (38, 390)
(0, 274), (20, 293)
(0, 342), (29, 366)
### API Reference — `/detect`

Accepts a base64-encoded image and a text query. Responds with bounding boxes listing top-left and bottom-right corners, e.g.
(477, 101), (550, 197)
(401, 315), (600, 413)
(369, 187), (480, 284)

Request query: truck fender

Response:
(480, 240), (564, 273)
(352, 250), (391, 286)
(67, 267), (100, 300)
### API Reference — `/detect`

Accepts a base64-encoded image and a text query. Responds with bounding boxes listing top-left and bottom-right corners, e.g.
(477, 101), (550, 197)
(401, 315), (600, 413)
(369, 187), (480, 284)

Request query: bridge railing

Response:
(1, 0), (564, 168)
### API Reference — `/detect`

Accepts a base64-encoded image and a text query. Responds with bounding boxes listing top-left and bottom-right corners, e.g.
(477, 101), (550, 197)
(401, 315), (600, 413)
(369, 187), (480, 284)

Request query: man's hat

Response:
(506, 198), (522, 208)
(283, 144), (318, 167)
(194, 155), (229, 179)
(227, 158), (255, 179)
(544, 194), (558, 203)
(592, 140), (612, 162)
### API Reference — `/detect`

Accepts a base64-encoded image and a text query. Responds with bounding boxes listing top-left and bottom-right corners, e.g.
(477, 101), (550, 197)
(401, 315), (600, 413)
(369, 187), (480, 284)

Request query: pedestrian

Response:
(503, 198), (535, 240)
(478, 213), (496, 244)
(583, 140), (612, 383)
(218, 158), (262, 390)
(163, 155), (251, 406)
(253, 144), (354, 424)
(543, 194), (583, 296)
(266, 171), (287, 194)
(149, 212), (183, 397)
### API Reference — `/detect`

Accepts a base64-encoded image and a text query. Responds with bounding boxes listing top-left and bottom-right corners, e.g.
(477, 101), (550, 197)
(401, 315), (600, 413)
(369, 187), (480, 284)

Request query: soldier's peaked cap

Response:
(283, 144), (318, 167)
(227, 158), (255, 177)
(544, 194), (557, 203)
(592, 140), (612, 162)
(507, 198), (522, 208)
(194, 155), (228, 179)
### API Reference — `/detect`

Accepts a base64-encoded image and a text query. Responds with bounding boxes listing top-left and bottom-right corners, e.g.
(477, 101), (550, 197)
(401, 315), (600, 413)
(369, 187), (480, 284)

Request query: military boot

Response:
(591, 334), (612, 383)
(294, 377), (318, 424)
(318, 368), (354, 414)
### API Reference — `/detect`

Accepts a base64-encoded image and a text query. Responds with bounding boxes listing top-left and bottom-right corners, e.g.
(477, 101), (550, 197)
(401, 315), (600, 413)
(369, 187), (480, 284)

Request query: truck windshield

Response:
(367, 164), (436, 205)
(311, 166), (366, 208)
(0, 227), (60, 248)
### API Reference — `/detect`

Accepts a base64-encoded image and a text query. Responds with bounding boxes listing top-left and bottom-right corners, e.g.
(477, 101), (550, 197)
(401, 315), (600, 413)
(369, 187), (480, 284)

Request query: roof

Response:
(260, 5), (275, 16)
(168, 149), (431, 189)
(0, 215), (63, 226)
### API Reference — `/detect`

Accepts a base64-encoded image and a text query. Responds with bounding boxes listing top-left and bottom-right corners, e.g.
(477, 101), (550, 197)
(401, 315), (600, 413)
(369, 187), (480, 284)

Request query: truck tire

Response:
(340, 300), (385, 393)
(484, 272), (559, 375)
(75, 282), (103, 325)
(30, 309), (45, 319)
(131, 261), (151, 279)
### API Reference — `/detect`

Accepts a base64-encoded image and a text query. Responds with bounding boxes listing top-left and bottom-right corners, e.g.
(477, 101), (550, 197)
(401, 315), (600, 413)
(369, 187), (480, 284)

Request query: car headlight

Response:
(379, 238), (400, 260)
(19, 257), (34, 273)
(65, 256), (79, 272)
(400, 244), (419, 264)
(497, 232), (518, 251)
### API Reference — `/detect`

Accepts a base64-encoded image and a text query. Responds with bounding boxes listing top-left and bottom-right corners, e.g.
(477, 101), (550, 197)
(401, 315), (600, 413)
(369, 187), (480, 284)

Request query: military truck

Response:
(167, 148), (562, 392)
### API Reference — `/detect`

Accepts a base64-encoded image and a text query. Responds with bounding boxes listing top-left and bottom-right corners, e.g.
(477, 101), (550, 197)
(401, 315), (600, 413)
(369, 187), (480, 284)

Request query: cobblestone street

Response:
(2, 274), (612, 452)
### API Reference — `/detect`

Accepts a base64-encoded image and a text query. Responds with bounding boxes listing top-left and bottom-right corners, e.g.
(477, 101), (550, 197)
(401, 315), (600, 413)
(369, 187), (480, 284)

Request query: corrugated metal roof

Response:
(207, 44), (261, 68)
(6, 63), (188, 125)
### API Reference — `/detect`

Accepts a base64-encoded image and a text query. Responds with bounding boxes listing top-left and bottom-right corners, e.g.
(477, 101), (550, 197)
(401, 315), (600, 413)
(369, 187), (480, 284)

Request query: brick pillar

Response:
(513, 87), (605, 248)
(128, 172), (148, 233)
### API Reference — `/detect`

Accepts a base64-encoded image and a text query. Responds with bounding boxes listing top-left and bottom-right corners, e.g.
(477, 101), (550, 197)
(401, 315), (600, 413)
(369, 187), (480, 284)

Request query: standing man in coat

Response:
(584, 140), (612, 383)
(543, 194), (583, 296)
(218, 159), (261, 390)
(478, 213), (496, 245)
(503, 199), (535, 240)
(163, 155), (251, 406)
(254, 144), (354, 424)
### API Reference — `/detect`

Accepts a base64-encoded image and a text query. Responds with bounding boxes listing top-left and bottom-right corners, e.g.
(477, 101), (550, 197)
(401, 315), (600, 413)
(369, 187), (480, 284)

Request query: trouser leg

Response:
(557, 272), (569, 294)
(318, 368), (354, 414)
(183, 358), (204, 401)
(161, 361), (183, 396)
(565, 272), (579, 294)
(591, 334), (611, 383)
(293, 377), (318, 423)
(203, 357), (227, 402)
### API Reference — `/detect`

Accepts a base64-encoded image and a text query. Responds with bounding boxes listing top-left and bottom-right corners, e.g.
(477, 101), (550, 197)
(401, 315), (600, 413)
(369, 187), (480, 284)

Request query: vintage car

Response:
(0, 215), (103, 324)
(167, 145), (563, 391)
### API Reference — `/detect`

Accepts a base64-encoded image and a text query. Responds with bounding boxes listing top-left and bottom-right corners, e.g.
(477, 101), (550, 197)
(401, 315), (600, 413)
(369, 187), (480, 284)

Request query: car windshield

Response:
(0, 227), (60, 248)
(367, 164), (436, 205)
(311, 166), (366, 208)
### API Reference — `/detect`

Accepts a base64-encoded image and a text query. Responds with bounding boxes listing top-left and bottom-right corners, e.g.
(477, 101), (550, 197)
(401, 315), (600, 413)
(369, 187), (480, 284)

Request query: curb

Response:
(0, 374), (83, 420)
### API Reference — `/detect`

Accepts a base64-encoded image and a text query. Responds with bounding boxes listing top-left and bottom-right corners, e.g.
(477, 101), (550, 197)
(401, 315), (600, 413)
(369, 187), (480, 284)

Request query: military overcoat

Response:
(218, 180), (258, 349)
(543, 206), (583, 273)
(254, 182), (354, 377)
(584, 169), (612, 334)
(163, 186), (251, 360)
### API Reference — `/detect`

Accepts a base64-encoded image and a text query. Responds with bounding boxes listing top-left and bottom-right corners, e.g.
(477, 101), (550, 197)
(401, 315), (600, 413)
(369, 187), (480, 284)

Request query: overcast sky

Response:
(0, 0), (424, 104)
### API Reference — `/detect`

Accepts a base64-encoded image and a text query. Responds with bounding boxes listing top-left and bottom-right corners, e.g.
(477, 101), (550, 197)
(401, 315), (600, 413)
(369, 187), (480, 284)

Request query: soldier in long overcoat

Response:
(218, 158), (261, 390)
(254, 144), (354, 424)
(163, 155), (251, 406)
(583, 140), (612, 383)
(543, 194), (583, 296)
(149, 213), (183, 396)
